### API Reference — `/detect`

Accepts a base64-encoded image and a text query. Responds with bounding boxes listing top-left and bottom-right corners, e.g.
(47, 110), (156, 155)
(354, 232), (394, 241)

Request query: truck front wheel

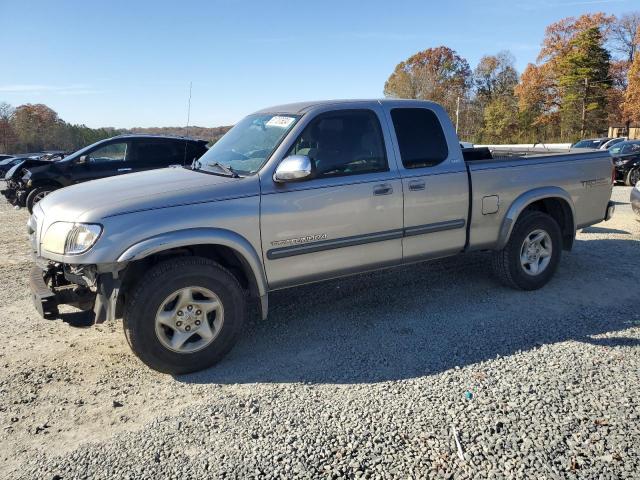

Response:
(492, 211), (562, 290)
(123, 257), (245, 374)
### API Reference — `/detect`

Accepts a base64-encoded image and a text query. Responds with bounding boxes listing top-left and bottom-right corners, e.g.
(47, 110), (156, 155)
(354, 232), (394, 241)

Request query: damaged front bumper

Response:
(29, 261), (121, 324)
(1, 182), (26, 207)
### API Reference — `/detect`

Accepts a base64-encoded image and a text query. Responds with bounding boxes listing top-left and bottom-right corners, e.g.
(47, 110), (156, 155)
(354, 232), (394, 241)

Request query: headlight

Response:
(42, 222), (102, 255)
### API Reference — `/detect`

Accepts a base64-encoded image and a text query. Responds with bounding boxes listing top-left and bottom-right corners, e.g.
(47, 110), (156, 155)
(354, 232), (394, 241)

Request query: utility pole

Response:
(455, 96), (460, 134)
(186, 81), (193, 137)
(580, 77), (588, 138)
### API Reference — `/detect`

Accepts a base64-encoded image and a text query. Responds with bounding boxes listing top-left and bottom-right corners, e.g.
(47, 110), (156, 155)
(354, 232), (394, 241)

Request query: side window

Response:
(390, 108), (449, 168)
(135, 140), (185, 164)
(287, 109), (387, 178)
(88, 142), (128, 163)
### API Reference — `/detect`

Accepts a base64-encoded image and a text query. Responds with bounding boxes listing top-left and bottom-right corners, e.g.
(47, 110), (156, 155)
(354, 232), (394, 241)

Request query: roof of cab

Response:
(253, 98), (441, 115)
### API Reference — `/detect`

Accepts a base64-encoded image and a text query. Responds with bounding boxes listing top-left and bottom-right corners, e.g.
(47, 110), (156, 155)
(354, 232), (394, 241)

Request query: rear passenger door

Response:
(130, 139), (188, 172)
(260, 107), (403, 289)
(385, 106), (469, 261)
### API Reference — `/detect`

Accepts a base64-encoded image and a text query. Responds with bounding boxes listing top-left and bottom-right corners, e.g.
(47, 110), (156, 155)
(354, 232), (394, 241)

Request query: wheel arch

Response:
(497, 187), (576, 251)
(116, 228), (268, 319)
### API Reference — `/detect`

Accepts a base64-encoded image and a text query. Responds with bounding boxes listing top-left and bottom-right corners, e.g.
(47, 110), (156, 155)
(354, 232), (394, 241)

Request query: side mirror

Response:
(274, 155), (313, 183)
(77, 155), (89, 164)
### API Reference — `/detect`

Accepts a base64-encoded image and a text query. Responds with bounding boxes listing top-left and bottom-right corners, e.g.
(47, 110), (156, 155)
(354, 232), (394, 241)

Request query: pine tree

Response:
(557, 27), (611, 139)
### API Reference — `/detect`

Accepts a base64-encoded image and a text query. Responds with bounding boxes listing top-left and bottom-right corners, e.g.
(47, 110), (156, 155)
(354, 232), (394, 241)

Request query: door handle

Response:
(117, 168), (132, 172)
(408, 180), (426, 191)
(373, 184), (393, 196)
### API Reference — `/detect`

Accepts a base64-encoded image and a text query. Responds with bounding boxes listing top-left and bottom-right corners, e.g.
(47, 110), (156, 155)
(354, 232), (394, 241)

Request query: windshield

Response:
(197, 113), (299, 175)
(610, 141), (640, 155)
(573, 139), (601, 148)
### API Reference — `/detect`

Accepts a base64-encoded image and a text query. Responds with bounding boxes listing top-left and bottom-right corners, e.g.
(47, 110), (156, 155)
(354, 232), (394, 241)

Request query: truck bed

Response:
(463, 148), (613, 251)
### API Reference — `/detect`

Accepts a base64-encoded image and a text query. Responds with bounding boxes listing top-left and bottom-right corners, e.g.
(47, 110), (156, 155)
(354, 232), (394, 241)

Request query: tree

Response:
(11, 104), (61, 152)
(611, 12), (640, 63)
(473, 51), (519, 141)
(606, 60), (631, 125)
(384, 46), (471, 123)
(483, 95), (520, 143)
(474, 51), (519, 103)
(556, 27), (611, 138)
(622, 37), (640, 124)
(538, 13), (615, 64)
(0, 102), (17, 153)
(515, 63), (558, 142)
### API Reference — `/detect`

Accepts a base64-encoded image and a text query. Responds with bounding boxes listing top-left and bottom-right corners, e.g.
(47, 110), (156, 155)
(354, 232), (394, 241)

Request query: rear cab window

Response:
(390, 108), (448, 169)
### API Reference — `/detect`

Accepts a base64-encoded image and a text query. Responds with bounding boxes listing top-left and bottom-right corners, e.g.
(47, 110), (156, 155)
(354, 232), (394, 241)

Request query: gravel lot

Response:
(1, 187), (638, 479)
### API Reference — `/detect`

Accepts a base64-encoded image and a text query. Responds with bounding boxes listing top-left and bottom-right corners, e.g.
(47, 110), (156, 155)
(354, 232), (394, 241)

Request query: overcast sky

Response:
(0, 0), (635, 128)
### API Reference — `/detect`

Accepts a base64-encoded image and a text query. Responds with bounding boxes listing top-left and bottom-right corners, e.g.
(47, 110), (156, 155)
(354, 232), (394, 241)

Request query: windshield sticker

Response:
(266, 116), (295, 128)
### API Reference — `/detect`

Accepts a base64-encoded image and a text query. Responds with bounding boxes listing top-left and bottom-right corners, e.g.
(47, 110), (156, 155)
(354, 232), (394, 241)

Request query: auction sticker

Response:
(266, 116), (295, 128)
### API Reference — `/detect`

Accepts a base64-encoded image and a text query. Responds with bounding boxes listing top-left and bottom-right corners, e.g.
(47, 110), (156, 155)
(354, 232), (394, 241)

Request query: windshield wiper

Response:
(206, 162), (240, 178)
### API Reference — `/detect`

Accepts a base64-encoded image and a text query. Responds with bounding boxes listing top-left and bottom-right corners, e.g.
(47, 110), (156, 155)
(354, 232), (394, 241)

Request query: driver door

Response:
(260, 108), (403, 289)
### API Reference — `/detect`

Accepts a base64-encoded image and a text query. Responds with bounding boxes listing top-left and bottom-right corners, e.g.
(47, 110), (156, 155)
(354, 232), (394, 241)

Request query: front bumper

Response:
(29, 266), (60, 319)
(1, 184), (26, 207)
(28, 263), (119, 324)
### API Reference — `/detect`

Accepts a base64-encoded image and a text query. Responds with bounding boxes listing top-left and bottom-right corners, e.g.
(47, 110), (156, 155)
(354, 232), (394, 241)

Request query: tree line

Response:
(384, 12), (640, 143)
(0, 102), (230, 154)
(2, 11), (638, 153)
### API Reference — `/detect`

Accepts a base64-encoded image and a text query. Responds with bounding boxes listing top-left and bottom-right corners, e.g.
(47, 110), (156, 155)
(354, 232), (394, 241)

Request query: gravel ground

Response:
(1, 187), (639, 479)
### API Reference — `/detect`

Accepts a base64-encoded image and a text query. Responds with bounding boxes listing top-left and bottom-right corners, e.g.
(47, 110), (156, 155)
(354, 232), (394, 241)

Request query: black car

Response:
(610, 140), (640, 186)
(0, 154), (14, 161)
(1, 135), (208, 212)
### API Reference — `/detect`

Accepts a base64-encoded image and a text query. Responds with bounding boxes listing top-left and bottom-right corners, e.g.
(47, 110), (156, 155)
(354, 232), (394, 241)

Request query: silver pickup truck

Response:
(28, 99), (615, 373)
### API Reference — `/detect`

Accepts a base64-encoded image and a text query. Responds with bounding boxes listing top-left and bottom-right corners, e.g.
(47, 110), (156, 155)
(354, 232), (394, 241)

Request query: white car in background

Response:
(601, 137), (627, 150)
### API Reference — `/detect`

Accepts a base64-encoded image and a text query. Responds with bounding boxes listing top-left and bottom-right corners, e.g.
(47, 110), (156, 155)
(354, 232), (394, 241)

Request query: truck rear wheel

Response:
(492, 211), (562, 290)
(123, 257), (245, 374)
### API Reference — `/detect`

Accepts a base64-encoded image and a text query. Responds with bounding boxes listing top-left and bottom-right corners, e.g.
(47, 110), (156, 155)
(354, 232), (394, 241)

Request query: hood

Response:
(38, 167), (258, 222)
(4, 158), (53, 180)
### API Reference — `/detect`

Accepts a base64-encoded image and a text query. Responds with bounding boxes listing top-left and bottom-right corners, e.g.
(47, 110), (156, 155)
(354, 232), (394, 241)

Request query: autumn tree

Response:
(384, 46), (471, 124)
(515, 63), (558, 142)
(10, 104), (62, 152)
(611, 12), (640, 63)
(622, 32), (640, 125)
(0, 102), (17, 153)
(472, 51), (519, 142)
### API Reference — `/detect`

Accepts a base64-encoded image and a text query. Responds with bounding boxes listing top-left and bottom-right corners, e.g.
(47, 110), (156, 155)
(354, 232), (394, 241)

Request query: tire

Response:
(123, 256), (246, 374)
(492, 211), (562, 290)
(625, 168), (640, 187)
(26, 186), (55, 213)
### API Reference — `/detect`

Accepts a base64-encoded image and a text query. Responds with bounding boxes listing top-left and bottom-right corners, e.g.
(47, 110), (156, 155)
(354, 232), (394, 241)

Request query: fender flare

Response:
(496, 186), (576, 250)
(117, 227), (268, 300)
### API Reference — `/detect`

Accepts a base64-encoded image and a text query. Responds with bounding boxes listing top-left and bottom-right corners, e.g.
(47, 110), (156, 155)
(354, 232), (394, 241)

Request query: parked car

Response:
(0, 156), (26, 177)
(2, 135), (208, 212)
(632, 181), (640, 221)
(28, 99), (614, 374)
(0, 154), (14, 161)
(601, 137), (626, 150)
(609, 140), (640, 186)
(571, 138), (611, 149)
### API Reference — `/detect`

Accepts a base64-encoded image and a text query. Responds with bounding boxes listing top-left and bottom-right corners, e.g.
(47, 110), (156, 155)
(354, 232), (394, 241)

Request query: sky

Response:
(0, 0), (636, 128)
